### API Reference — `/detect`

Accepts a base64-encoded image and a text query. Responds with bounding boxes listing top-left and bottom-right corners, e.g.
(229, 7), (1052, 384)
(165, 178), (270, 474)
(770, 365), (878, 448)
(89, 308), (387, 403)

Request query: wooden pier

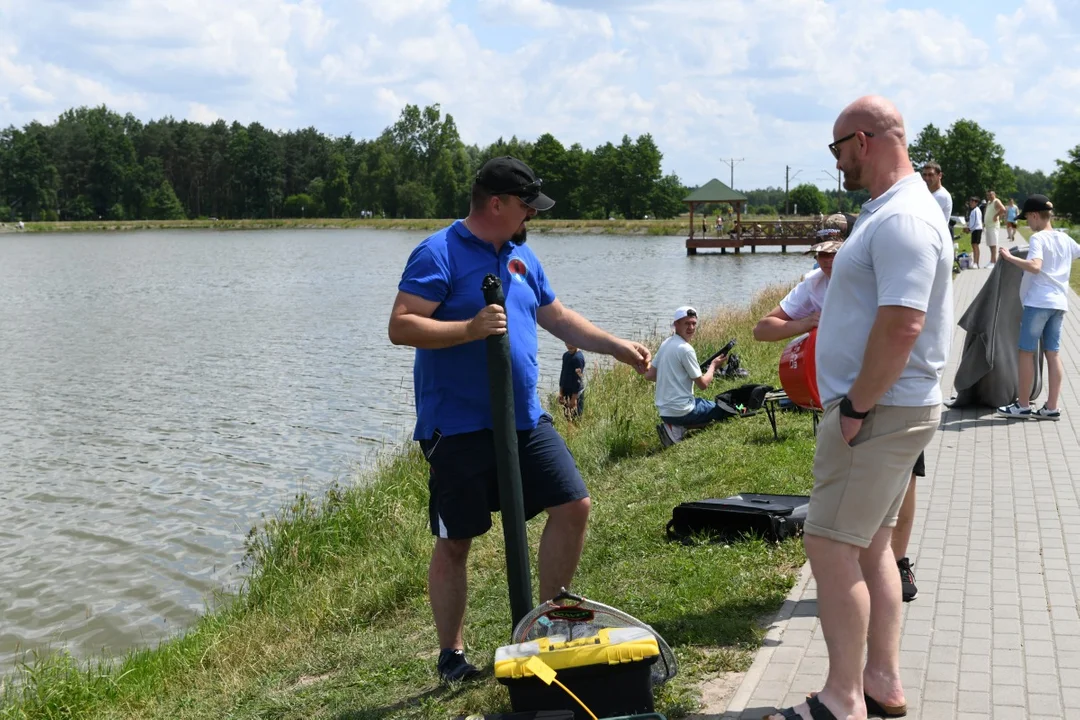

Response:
(685, 219), (823, 255)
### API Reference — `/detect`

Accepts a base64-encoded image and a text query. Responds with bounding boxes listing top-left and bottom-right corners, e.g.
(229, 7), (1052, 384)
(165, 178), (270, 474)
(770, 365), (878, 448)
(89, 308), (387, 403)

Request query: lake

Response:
(0, 228), (813, 667)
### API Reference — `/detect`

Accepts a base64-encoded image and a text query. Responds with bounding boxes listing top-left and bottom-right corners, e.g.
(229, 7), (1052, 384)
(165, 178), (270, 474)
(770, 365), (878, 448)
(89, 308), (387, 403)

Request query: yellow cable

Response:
(551, 678), (598, 720)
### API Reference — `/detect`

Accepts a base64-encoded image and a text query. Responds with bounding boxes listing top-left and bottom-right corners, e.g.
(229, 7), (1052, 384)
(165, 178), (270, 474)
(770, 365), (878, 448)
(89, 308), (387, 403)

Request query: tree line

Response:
(0, 104), (689, 223)
(2, 106), (1076, 224)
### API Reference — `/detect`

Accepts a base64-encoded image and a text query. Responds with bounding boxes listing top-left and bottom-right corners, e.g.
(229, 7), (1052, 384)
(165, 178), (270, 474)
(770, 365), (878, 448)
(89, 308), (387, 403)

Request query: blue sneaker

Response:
(995, 402), (1031, 419)
(437, 649), (480, 683)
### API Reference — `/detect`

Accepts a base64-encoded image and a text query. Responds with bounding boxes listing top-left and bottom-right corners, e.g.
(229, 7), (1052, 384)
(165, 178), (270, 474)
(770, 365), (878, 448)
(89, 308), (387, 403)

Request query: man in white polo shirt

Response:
(768, 96), (952, 720)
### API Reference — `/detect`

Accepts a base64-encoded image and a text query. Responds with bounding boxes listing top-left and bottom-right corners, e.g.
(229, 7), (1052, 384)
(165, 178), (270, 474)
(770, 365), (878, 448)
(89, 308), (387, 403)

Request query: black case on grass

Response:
(666, 494), (809, 543)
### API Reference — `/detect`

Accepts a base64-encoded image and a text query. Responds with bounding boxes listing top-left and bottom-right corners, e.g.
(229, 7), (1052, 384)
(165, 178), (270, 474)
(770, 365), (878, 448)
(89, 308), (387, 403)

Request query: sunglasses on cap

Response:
(479, 178), (544, 197)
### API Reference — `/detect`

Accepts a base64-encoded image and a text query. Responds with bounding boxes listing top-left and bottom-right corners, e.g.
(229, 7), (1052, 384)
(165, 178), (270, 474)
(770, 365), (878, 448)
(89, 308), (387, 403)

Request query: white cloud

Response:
(188, 102), (220, 124)
(1, 0), (1078, 190)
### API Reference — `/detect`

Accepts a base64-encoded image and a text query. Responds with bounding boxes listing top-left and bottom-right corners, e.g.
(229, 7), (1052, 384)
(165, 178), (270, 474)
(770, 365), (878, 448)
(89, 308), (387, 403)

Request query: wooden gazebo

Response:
(683, 179), (748, 255)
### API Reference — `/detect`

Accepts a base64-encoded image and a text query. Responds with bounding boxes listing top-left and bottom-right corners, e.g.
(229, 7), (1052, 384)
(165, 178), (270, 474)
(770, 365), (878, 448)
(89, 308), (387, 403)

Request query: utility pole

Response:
(821, 170), (843, 212)
(785, 165), (802, 215)
(721, 157), (745, 189)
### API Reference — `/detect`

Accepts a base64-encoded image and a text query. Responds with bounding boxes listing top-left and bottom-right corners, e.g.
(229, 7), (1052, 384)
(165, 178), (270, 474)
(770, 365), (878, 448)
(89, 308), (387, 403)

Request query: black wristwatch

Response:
(839, 395), (870, 419)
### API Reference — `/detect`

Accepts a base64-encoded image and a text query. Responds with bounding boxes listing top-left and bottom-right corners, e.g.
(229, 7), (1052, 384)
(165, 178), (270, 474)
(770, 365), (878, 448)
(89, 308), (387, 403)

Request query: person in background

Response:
(1006, 197), (1019, 242)
(645, 306), (731, 447)
(984, 190), (1006, 267)
(752, 220), (845, 342)
(558, 342), (586, 420)
(996, 194), (1080, 420)
(920, 162), (951, 226)
(964, 196), (984, 268)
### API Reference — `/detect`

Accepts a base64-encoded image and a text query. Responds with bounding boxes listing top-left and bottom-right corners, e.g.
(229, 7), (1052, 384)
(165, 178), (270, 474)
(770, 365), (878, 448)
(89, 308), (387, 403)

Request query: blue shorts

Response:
(1019, 306), (1065, 353)
(418, 414), (588, 539)
(661, 397), (732, 426)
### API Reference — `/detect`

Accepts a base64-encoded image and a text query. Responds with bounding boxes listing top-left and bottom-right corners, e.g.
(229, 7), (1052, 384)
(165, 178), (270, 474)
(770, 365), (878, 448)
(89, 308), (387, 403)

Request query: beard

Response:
(512, 223), (528, 244)
(842, 162), (864, 191)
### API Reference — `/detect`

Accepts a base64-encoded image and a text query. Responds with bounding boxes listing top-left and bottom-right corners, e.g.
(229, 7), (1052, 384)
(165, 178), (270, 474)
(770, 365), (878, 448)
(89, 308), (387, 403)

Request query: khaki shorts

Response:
(805, 402), (940, 548)
(984, 225), (999, 247)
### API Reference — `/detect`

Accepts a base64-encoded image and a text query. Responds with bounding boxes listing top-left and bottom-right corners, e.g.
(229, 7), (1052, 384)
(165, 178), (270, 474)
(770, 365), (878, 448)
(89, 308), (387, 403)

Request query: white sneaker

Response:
(996, 402), (1031, 418)
(1033, 405), (1061, 421)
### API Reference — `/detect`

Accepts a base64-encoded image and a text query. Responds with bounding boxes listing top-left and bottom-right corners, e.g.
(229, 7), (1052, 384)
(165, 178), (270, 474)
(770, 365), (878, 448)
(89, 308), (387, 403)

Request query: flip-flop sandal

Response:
(805, 691), (907, 718)
(764, 695), (838, 719)
(864, 693), (907, 717)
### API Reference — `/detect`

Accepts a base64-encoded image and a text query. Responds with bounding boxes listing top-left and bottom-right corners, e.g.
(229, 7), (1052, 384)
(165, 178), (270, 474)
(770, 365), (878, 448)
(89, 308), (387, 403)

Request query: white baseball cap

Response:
(673, 306), (698, 324)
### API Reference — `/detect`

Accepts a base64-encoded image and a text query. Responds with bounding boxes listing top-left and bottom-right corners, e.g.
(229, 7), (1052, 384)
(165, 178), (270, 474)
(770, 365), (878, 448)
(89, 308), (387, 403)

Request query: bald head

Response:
(834, 95), (907, 147)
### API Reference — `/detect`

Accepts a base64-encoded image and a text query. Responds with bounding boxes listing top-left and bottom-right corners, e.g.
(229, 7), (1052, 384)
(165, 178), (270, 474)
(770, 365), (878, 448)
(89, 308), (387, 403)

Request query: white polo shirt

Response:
(816, 173), (954, 407)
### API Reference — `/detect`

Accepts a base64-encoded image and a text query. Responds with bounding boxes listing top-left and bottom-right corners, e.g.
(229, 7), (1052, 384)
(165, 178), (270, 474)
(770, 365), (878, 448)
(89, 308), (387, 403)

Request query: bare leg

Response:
(861, 526), (906, 708)
(990, 245), (999, 264)
(1018, 349), (1035, 408)
(891, 475), (916, 561)
(430, 538), (472, 650)
(1046, 350), (1063, 410)
(538, 497), (591, 601)
(972, 245), (980, 268)
(774, 533), (869, 720)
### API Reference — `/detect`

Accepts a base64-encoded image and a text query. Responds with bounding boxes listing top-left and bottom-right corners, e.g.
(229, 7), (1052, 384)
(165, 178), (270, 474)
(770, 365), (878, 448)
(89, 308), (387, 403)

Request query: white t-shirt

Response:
(968, 206), (983, 232)
(653, 334), (701, 417)
(816, 173), (954, 407)
(1020, 229), (1080, 311)
(780, 268), (828, 319)
(931, 187), (952, 225)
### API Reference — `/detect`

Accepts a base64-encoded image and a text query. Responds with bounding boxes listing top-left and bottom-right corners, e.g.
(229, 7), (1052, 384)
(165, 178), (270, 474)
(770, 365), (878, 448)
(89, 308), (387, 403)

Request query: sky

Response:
(1, 0), (1079, 192)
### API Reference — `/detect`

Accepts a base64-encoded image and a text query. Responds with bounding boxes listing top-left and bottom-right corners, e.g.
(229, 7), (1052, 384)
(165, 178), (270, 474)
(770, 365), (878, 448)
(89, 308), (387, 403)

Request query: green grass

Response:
(0, 287), (816, 720)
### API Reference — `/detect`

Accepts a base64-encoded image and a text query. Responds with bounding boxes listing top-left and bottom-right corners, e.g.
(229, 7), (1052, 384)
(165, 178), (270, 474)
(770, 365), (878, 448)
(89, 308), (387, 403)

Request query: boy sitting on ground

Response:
(644, 306), (733, 446)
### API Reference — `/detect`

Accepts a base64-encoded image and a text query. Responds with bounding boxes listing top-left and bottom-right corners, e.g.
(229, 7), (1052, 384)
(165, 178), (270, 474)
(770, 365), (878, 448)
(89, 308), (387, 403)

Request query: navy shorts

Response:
(418, 415), (589, 539)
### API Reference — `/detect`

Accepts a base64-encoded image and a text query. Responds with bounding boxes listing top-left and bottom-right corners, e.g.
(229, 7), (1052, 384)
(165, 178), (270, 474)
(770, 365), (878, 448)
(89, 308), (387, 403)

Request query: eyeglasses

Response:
(828, 131), (875, 159)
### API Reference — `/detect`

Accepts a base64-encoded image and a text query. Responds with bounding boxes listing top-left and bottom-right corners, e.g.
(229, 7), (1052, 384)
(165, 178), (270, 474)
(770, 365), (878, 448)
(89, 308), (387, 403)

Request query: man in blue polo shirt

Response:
(388, 156), (651, 683)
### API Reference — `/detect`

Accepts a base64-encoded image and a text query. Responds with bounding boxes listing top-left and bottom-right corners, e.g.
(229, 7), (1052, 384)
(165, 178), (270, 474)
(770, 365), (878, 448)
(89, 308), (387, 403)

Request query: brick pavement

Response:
(700, 267), (1080, 719)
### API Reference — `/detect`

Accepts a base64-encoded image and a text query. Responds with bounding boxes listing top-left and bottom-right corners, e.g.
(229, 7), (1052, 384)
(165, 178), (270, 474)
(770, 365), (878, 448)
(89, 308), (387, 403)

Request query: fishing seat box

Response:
(666, 494), (810, 543)
(494, 627), (660, 720)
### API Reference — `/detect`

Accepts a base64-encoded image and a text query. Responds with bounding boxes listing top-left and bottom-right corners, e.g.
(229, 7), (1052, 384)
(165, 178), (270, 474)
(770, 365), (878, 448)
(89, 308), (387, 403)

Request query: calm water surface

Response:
(0, 229), (813, 667)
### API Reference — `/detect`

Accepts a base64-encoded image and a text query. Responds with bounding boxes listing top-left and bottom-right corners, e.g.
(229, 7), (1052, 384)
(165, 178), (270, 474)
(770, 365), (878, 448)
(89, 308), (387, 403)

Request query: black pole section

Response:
(481, 273), (533, 628)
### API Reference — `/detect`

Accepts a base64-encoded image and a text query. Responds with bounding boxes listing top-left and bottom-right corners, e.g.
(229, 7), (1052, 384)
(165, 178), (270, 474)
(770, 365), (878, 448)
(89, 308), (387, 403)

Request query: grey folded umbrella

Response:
(950, 248), (1043, 409)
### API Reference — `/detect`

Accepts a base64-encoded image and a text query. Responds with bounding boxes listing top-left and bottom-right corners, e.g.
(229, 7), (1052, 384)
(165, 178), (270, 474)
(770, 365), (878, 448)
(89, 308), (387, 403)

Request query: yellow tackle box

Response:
(494, 627), (660, 720)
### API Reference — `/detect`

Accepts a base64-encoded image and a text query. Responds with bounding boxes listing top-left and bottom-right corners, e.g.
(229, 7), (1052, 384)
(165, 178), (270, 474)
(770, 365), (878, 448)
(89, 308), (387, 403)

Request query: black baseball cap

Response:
(474, 156), (555, 211)
(1018, 194), (1053, 219)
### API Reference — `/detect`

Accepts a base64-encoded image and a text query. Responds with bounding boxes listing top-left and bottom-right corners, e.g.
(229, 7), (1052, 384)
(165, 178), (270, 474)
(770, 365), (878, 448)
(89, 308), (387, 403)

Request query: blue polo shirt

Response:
(398, 220), (556, 440)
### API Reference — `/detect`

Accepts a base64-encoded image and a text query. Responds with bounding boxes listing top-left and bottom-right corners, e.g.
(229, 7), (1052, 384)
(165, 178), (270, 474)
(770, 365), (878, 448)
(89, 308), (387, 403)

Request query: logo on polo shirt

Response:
(508, 257), (528, 284)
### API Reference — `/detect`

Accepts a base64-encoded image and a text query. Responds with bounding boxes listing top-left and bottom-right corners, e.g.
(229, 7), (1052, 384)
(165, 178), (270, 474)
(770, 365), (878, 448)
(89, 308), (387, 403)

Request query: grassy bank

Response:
(0, 287), (818, 720)
(13, 217), (700, 236)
